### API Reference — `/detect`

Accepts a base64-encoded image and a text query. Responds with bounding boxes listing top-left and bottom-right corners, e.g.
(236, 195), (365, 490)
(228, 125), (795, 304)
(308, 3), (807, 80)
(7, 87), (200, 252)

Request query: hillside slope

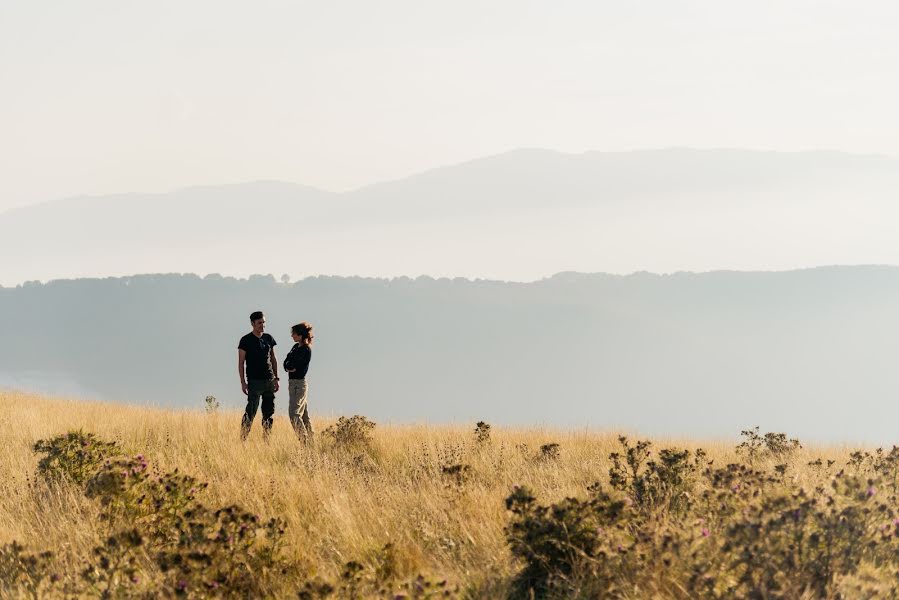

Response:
(1, 391), (895, 598)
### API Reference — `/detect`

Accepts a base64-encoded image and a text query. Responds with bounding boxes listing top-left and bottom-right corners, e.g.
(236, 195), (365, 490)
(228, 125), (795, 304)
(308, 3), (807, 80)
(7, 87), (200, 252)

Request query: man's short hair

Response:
(249, 311), (264, 322)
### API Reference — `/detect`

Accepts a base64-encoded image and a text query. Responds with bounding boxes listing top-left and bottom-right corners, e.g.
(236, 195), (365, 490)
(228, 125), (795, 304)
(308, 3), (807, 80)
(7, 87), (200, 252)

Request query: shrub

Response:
(539, 443), (560, 461)
(608, 436), (704, 515)
(710, 472), (894, 598)
(80, 529), (144, 598)
(504, 484), (633, 597)
(323, 416), (376, 450)
(32, 430), (118, 485)
(736, 427), (801, 465)
(155, 505), (289, 597)
(473, 421), (491, 445)
(298, 549), (460, 599)
(847, 446), (899, 493)
(392, 574), (459, 598)
(30, 430), (289, 597)
(85, 455), (207, 543)
(297, 578), (336, 599)
(440, 464), (471, 489)
(0, 541), (58, 598)
(204, 395), (220, 414)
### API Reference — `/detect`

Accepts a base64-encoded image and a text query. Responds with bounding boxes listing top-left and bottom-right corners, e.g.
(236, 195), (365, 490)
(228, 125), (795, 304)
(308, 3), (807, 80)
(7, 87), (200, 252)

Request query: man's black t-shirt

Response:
(283, 344), (311, 380)
(238, 333), (277, 380)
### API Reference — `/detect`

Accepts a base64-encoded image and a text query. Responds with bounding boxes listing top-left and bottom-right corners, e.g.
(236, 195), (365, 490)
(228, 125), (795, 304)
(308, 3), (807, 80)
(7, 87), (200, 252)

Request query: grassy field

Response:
(0, 390), (896, 599)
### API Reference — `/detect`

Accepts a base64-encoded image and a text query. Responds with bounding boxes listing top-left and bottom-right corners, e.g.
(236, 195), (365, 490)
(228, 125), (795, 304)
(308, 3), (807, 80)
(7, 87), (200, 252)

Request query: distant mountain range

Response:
(3, 148), (899, 285)
(3, 267), (899, 443)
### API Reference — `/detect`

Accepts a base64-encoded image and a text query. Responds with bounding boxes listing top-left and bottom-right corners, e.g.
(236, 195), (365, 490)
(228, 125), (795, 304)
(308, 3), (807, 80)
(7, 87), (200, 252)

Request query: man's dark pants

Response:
(241, 379), (276, 440)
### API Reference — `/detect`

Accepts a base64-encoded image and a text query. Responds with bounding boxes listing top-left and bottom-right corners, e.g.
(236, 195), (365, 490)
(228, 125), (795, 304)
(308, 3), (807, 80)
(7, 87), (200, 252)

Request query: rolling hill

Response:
(2, 148), (899, 285)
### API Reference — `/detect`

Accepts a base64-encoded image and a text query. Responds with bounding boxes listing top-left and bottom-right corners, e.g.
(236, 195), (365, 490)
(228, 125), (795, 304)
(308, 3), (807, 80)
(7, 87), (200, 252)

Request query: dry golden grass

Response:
(0, 390), (867, 597)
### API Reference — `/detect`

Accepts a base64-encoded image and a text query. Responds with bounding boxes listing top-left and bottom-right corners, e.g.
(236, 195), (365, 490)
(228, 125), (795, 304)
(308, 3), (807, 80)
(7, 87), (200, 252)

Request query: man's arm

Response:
(269, 348), (280, 392)
(238, 349), (248, 395)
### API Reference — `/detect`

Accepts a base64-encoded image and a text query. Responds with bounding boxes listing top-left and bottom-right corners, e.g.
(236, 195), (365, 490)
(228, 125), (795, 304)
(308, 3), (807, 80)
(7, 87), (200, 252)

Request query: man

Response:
(238, 311), (280, 440)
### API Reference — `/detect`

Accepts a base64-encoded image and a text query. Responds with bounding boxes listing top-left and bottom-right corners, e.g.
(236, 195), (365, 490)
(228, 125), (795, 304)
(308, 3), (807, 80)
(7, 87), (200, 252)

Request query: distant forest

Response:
(3, 267), (899, 442)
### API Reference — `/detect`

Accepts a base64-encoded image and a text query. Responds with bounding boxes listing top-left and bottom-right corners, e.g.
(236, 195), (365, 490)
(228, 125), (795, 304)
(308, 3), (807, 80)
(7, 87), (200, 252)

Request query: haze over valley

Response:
(3, 266), (898, 443)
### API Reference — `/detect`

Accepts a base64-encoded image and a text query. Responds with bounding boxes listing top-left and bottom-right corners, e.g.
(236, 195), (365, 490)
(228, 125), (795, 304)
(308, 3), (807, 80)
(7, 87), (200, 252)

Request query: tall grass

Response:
(0, 390), (890, 598)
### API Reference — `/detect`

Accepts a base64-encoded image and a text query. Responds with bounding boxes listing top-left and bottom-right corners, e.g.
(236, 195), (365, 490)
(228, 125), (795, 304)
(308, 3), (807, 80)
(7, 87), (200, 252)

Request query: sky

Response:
(2, 1), (899, 213)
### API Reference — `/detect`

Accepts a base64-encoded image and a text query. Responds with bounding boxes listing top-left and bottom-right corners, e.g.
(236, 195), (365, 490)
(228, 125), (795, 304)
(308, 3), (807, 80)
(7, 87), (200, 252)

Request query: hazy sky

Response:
(3, 1), (899, 212)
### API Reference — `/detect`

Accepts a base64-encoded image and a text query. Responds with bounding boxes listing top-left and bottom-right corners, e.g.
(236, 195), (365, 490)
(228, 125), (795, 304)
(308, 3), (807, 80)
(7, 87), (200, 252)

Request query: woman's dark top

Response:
(284, 343), (312, 379)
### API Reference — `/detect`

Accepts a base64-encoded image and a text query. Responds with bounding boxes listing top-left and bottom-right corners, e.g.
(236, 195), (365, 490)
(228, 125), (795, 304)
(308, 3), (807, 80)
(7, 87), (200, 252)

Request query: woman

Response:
(284, 322), (314, 443)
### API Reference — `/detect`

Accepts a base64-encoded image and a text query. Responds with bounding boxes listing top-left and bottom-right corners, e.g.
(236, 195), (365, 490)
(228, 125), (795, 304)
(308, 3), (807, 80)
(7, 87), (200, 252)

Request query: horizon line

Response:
(6, 263), (899, 289)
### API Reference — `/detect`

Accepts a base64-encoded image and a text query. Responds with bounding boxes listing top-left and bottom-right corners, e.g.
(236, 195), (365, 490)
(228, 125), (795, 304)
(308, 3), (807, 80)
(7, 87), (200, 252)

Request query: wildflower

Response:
(701, 528), (710, 537)
(867, 486), (877, 497)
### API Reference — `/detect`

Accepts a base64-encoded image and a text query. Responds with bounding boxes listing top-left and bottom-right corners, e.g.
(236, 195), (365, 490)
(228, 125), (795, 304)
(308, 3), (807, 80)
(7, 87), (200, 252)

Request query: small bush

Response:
(324, 416), (376, 450)
(86, 455), (207, 542)
(300, 550), (460, 599)
(737, 427), (801, 464)
(393, 574), (459, 598)
(539, 443), (560, 461)
(441, 464), (471, 488)
(155, 505), (289, 597)
(608, 436), (704, 515)
(0, 541), (59, 598)
(505, 483), (633, 598)
(80, 529), (144, 598)
(32, 430), (118, 485)
(847, 446), (899, 492)
(30, 430), (289, 597)
(204, 395), (220, 414)
(473, 421), (491, 445)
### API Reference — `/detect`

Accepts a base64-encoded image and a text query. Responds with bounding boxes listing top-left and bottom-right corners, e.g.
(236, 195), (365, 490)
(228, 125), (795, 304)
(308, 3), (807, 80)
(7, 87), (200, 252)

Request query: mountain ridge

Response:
(4, 147), (899, 286)
(4, 147), (897, 216)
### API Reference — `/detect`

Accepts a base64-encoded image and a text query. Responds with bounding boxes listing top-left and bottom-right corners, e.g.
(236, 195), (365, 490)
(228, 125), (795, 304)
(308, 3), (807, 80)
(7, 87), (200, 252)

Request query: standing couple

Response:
(237, 310), (314, 443)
